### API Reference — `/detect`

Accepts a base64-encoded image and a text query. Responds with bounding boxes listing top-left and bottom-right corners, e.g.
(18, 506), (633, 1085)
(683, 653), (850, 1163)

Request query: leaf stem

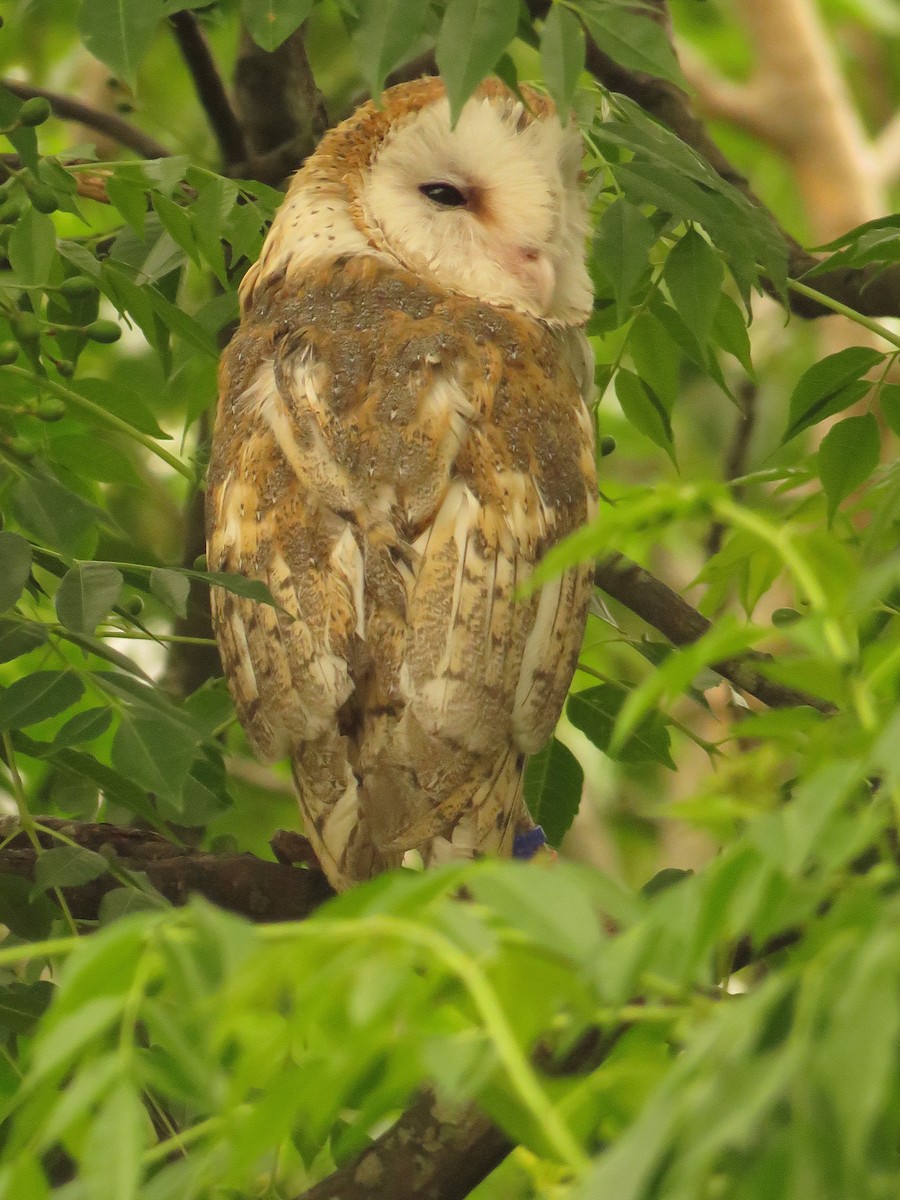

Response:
(787, 280), (900, 351)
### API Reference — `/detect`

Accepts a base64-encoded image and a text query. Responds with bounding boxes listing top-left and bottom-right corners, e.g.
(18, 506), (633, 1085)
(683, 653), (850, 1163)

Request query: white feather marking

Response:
(320, 768), (362, 860)
(330, 524), (365, 640)
(512, 575), (565, 751)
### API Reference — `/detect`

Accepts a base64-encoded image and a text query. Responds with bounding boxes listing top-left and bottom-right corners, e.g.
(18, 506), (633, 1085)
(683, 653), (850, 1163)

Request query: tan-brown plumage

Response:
(207, 78), (596, 890)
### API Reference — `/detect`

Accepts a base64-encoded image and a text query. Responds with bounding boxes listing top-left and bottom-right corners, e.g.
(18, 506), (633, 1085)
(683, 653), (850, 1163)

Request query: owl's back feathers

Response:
(208, 79), (596, 890)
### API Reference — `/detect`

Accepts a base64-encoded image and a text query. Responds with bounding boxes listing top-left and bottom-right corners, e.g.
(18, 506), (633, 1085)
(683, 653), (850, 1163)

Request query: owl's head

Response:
(249, 78), (593, 326)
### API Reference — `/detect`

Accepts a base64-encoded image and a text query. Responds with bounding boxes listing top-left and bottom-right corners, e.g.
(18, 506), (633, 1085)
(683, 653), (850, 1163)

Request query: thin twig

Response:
(593, 553), (834, 713)
(169, 10), (247, 169)
(1, 79), (170, 159)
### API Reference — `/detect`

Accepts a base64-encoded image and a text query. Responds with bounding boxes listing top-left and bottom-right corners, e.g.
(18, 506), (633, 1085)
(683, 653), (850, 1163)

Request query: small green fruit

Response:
(11, 312), (41, 343)
(83, 319), (122, 344)
(599, 436), (617, 457)
(193, 554), (208, 571)
(59, 275), (97, 299)
(126, 596), (144, 616)
(0, 341), (19, 365)
(35, 397), (66, 421)
(28, 183), (58, 214)
(17, 97), (53, 127)
(7, 436), (38, 460)
(0, 197), (24, 224)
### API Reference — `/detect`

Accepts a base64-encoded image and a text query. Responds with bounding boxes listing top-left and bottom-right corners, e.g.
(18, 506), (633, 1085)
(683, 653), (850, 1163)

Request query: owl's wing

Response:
(208, 264), (596, 884)
(208, 330), (403, 887)
(356, 311), (597, 858)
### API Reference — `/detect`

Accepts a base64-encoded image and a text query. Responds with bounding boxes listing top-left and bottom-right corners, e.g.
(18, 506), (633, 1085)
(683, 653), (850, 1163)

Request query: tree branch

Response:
(0, 818), (333, 923)
(231, 23), (328, 185)
(0, 79), (170, 160)
(295, 1094), (510, 1200)
(593, 553), (833, 713)
(169, 9), (248, 169)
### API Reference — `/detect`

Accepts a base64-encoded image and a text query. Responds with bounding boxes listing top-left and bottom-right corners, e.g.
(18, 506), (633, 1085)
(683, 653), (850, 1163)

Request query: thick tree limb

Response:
(296, 1094), (510, 1200)
(231, 24), (328, 185)
(1, 79), (170, 160)
(0, 818), (333, 923)
(169, 9), (247, 169)
(594, 553), (833, 713)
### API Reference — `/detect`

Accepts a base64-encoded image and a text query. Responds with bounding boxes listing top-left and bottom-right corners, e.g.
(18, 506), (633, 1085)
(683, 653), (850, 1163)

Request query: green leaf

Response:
(664, 228), (724, 345)
(150, 567), (191, 618)
(352, 0), (431, 95)
(615, 368), (676, 464)
(436, 0), (520, 124)
(112, 711), (200, 806)
(523, 738), (584, 847)
(712, 293), (754, 374)
(0, 873), (58, 939)
(592, 199), (656, 324)
(8, 206), (56, 286)
(540, 4), (585, 118)
(72, 377), (171, 439)
(77, 0), (165, 85)
(879, 383), (900, 437)
(55, 563), (124, 634)
(567, 684), (674, 767)
(0, 981), (54, 1035)
(105, 175), (148, 236)
(579, 1), (684, 86)
(53, 706), (114, 748)
(32, 846), (110, 897)
(0, 619), (47, 664)
(784, 346), (884, 443)
(241, 0), (314, 52)
(194, 569), (280, 607)
(0, 531), (32, 613)
(818, 413), (880, 522)
(10, 469), (109, 556)
(99, 886), (166, 925)
(0, 671), (85, 731)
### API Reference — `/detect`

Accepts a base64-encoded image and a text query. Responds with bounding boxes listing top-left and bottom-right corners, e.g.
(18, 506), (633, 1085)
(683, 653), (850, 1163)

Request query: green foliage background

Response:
(0, 1), (898, 1197)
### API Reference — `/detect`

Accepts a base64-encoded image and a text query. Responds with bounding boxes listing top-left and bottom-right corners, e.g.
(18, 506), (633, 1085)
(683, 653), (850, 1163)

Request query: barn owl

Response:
(206, 77), (597, 892)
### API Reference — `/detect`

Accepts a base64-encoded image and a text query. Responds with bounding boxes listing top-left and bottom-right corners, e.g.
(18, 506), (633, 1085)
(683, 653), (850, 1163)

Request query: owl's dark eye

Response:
(418, 182), (468, 208)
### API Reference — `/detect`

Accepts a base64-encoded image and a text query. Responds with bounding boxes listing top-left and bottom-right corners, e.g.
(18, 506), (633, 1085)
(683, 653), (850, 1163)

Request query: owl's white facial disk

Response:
(359, 96), (592, 324)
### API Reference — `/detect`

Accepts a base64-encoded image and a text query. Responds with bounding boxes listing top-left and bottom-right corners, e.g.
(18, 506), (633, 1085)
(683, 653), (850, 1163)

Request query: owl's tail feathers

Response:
(290, 730), (401, 892)
(420, 744), (529, 869)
